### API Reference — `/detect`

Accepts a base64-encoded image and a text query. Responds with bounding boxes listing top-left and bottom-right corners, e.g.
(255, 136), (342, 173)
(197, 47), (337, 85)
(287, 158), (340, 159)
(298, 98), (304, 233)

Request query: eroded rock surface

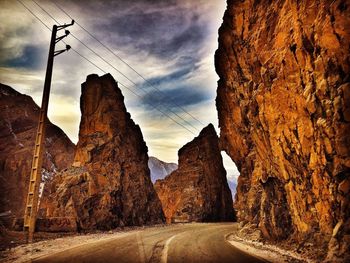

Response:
(154, 124), (234, 223)
(42, 74), (164, 230)
(0, 84), (74, 222)
(215, 0), (350, 260)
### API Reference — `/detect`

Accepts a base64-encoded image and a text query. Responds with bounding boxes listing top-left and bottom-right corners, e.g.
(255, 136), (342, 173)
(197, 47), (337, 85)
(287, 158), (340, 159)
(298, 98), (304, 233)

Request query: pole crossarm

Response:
(23, 21), (74, 243)
(57, 19), (74, 30)
(54, 45), (71, 57)
(55, 32), (69, 43)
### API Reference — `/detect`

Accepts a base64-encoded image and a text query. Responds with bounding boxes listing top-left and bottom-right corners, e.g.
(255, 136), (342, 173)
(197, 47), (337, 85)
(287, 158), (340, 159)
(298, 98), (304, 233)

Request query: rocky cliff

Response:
(42, 74), (164, 230)
(148, 156), (178, 183)
(0, 83), (74, 221)
(215, 0), (350, 260)
(154, 124), (234, 223)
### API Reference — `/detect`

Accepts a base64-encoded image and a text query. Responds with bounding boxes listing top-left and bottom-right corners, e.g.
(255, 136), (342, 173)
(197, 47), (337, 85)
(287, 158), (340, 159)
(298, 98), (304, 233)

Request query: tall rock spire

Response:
(43, 74), (165, 229)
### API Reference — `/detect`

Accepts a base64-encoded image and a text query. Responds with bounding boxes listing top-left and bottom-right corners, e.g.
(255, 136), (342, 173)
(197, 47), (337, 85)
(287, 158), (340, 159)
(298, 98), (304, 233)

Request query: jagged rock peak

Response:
(41, 73), (165, 230)
(0, 83), (21, 97)
(74, 73), (139, 166)
(178, 123), (217, 160)
(155, 123), (235, 223)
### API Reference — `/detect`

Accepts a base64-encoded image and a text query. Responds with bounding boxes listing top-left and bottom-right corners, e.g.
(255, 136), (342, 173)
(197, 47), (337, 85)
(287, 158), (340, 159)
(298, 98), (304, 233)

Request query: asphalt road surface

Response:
(33, 223), (267, 263)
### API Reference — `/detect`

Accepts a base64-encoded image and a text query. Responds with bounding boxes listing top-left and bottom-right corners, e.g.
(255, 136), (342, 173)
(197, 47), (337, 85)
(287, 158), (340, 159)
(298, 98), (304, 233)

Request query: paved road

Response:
(33, 223), (267, 263)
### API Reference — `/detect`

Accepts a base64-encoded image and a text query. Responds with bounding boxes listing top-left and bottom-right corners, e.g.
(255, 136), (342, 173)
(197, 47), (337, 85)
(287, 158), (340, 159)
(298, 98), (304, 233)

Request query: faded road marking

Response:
(160, 234), (178, 263)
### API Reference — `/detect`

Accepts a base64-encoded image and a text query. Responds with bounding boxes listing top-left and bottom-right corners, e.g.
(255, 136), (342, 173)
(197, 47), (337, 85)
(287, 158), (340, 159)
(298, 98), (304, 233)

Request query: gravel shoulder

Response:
(226, 234), (312, 263)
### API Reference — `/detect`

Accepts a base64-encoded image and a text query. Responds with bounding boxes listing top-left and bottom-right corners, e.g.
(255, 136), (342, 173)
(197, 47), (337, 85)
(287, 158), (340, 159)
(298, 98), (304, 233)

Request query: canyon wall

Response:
(215, 0), (349, 259)
(0, 84), (74, 221)
(42, 74), (164, 230)
(154, 124), (234, 223)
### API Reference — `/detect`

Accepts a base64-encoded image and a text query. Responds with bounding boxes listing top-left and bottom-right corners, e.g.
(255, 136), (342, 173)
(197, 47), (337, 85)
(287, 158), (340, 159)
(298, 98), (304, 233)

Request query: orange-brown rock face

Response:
(154, 124), (234, 224)
(215, 0), (350, 260)
(0, 84), (75, 220)
(43, 74), (164, 230)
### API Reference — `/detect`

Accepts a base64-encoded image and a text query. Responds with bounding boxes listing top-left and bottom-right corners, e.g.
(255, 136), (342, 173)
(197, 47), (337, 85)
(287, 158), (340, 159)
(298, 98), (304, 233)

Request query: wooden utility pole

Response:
(23, 20), (74, 243)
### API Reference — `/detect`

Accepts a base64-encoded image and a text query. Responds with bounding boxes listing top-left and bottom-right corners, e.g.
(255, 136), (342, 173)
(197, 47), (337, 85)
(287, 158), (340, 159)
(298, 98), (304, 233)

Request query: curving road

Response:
(33, 223), (267, 263)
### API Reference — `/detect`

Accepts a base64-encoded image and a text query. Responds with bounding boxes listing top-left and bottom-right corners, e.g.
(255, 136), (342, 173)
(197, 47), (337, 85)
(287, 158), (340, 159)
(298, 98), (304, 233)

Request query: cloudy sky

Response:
(0, 0), (239, 181)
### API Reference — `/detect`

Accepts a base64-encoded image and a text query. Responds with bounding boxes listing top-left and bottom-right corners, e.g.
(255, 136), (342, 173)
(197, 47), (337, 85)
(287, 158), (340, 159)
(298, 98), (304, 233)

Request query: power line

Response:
(71, 49), (106, 74)
(16, 0), (104, 74)
(71, 52), (196, 136)
(51, 0), (205, 127)
(16, 0), (197, 136)
(31, 0), (199, 134)
(31, 0), (197, 135)
(17, 0), (51, 31)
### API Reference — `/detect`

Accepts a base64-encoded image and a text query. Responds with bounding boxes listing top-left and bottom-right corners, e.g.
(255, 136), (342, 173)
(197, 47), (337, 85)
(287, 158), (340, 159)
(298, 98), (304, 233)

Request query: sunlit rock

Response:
(154, 124), (234, 223)
(41, 74), (165, 229)
(215, 0), (350, 260)
(0, 83), (74, 224)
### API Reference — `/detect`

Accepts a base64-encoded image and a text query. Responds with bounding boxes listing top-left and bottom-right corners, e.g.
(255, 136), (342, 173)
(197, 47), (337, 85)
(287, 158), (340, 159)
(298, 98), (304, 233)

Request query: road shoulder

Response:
(226, 234), (311, 263)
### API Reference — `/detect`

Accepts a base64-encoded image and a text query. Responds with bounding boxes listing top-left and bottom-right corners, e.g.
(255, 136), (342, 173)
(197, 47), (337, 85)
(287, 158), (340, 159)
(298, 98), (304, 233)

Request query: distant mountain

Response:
(227, 179), (237, 199)
(148, 156), (177, 183)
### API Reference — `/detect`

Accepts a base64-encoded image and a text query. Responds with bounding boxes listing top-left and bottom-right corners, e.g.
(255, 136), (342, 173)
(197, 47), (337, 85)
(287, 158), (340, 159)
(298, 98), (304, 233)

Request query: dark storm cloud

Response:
(1, 45), (44, 70)
(66, 0), (178, 13)
(142, 86), (210, 109)
(146, 62), (198, 87)
(77, 0), (212, 114)
(91, 0), (208, 59)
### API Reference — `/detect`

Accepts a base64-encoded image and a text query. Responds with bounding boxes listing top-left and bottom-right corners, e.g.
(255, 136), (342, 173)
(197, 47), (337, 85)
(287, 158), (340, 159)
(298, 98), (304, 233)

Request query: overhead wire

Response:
(51, 0), (205, 127)
(16, 0), (51, 31)
(16, 0), (105, 74)
(31, 0), (200, 134)
(16, 0), (197, 136)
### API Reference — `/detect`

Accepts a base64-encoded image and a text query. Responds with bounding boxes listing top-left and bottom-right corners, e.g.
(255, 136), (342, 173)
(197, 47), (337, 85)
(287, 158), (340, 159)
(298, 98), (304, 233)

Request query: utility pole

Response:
(23, 20), (74, 243)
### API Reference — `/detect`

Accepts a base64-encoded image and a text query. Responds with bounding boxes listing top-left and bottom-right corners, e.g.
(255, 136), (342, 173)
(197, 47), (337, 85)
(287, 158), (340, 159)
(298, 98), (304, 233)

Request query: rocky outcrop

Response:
(0, 83), (74, 221)
(215, 0), (350, 260)
(41, 74), (164, 230)
(154, 124), (234, 223)
(148, 156), (178, 183)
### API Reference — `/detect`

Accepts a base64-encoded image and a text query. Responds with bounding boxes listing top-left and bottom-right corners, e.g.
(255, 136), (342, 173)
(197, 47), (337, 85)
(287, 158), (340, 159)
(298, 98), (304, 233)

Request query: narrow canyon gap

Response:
(221, 150), (240, 198)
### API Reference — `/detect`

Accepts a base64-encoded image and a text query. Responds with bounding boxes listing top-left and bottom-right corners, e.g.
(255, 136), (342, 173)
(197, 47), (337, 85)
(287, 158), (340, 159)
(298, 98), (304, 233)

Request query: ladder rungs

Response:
(26, 205), (32, 208)
(28, 192), (34, 195)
